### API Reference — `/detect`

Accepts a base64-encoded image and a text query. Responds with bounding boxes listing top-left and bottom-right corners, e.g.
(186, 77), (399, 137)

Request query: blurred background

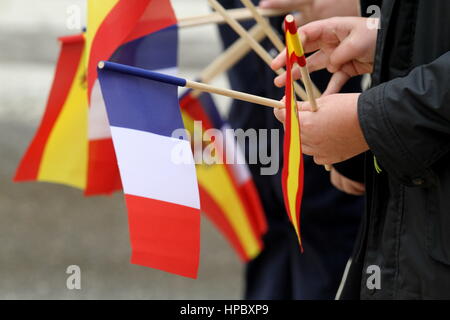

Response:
(0, 0), (243, 299)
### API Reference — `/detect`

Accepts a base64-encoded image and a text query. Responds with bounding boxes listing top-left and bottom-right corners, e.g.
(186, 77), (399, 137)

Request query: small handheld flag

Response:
(282, 15), (306, 251)
(180, 90), (267, 261)
(14, 34), (88, 189)
(285, 15), (318, 111)
(99, 61), (284, 108)
(98, 61), (201, 279)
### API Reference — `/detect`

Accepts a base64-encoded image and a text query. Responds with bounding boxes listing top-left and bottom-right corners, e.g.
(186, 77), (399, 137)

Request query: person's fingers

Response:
(331, 168), (365, 195)
(322, 71), (351, 96)
(273, 107), (286, 123)
(313, 155), (326, 165)
(351, 182), (366, 194)
(328, 35), (359, 73)
(259, 0), (289, 9)
(274, 66), (301, 87)
(259, 0), (294, 9)
(274, 72), (287, 88)
(330, 169), (341, 187)
(301, 145), (315, 156)
(259, 0), (312, 9)
(306, 50), (329, 73)
(298, 19), (337, 53)
(342, 179), (365, 195)
(271, 49), (287, 71)
(297, 101), (312, 112)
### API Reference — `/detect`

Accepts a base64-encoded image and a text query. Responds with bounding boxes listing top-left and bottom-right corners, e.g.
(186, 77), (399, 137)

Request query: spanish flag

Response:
(14, 34), (88, 189)
(282, 18), (306, 251)
(180, 91), (267, 261)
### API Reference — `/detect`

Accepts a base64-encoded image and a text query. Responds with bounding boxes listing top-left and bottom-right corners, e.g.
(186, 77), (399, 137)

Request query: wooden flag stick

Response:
(178, 7), (290, 28)
(240, 0), (322, 100)
(198, 24), (266, 84)
(192, 24), (266, 97)
(98, 61), (284, 109)
(240, 0), (285, 51)
(207, 0), (308, 102)
(186, 80), (284, 109)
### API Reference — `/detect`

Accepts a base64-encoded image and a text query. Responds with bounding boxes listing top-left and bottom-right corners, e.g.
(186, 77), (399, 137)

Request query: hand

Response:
(260, 0), (360, 26)
(330, 167), (365, 195)
(272, 17), (378, 94)
(259, 0), (313, 11)
(274, 93), (369, 165)
(296, 0), (360, 26)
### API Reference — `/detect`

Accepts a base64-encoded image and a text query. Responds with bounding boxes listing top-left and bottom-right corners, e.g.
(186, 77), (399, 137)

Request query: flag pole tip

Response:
(284, 15), (297, 34)
(98, 61), (105, 69)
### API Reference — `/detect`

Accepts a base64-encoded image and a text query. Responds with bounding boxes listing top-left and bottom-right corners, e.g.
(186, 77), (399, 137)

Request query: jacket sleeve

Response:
(358, 51), (450, 186)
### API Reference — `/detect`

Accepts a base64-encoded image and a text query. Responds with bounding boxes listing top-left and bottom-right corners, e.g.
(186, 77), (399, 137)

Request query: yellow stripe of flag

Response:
(182, 112), (262, 259)
(286, 30), (304, 59)
(38, 42), (89, 189)
(86, 0), (119, 64)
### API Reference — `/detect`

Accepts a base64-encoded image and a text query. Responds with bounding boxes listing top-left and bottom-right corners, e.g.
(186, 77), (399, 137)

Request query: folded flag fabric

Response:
(14, 34), (88, 189)
(98, 65), (201, 279)
(282, 19), (306, 251)
(180, 91), (267, 261)
(86, 0), (177, 195)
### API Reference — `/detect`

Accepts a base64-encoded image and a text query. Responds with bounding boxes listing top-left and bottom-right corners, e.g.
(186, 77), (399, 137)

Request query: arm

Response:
(359, 51), (450, 185)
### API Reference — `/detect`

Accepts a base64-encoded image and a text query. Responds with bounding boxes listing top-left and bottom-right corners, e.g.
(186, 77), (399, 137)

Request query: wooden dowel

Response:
(207, 0), (308, 102)
(186, 80), (284, 109)
(192, 24), (266, 98)
(99, 61), (284, 109)
(199, 24), (266, 84)
(240, 0), (285, 52)
(178, 7), (290, 28)
(299, 67), (318, 112)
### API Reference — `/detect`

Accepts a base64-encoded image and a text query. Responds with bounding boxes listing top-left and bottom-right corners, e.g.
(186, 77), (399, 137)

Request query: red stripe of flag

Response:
(87, 0), (152, 97)
(84, 138), (122, 195)
(14, 35), (84, 182)
(180, 93), (265, 259)
(125, 194), (200, 279)
(198, 186), (248, 261)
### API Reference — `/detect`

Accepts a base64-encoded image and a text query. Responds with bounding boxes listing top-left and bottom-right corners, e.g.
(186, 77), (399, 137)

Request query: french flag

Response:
(97, 63), (201, 279)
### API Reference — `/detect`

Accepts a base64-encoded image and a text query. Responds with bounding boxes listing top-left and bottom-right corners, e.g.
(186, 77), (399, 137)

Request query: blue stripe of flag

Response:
(98, 69), (185, 138)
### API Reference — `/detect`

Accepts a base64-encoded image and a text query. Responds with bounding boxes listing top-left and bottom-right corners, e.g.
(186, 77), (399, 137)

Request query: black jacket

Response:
(342, 0), (450, 299)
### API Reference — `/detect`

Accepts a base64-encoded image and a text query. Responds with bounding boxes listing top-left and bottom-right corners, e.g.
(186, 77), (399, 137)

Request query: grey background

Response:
(0, 0), (244, 299)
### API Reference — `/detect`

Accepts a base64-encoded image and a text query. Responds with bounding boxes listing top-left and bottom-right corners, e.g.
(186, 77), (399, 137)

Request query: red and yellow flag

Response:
(282, 18), (306, 251)
(86, 0), (178, 195)
(14, 34), (88, 189)
(180, 92), (266, 261)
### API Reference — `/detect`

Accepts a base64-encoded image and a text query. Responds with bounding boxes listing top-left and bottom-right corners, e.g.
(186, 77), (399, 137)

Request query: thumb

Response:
(274, 107), (286, 124)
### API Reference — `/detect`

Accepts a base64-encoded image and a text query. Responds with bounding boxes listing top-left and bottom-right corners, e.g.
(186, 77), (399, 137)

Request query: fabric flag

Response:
(85, 0), (177, 195)
(282, 21), (306, 251)
(97, 65), (201, 279)
(14, 34), (88, 189)
(180, 91), (267, 261)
